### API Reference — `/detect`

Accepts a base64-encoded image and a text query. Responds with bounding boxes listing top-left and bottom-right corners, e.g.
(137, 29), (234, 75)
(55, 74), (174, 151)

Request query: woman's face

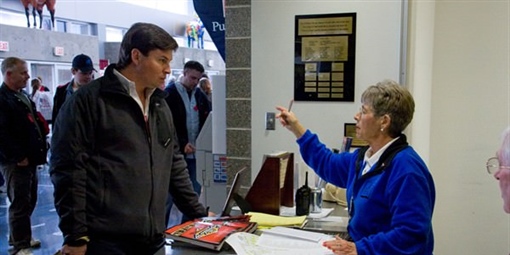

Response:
(353, 104), (383, 143)
(495, 149), (510, 213)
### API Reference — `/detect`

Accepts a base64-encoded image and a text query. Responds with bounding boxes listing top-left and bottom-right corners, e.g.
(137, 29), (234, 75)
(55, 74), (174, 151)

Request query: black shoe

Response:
(8, 238), (40, 248)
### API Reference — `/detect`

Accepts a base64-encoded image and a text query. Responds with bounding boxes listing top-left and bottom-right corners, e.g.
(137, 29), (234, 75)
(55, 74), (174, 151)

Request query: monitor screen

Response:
(221, 167), (248, 216)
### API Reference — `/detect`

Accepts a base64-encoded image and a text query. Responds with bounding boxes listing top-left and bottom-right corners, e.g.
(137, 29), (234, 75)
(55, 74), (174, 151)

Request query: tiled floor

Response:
(0, 165), (63, 255)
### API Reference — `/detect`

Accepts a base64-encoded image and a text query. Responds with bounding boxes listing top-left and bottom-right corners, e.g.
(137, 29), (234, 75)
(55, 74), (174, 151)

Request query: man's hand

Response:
(184, 143), (196, 154)
(60, 244), (87, 255)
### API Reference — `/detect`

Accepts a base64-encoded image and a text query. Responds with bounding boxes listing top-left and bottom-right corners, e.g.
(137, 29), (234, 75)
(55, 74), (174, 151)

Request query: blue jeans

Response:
(165, 158), (201, 227)
(0, 163), (38, 249)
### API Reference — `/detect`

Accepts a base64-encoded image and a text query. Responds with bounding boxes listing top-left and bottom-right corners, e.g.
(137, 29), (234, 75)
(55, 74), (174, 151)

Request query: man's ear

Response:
(131, 48), (141, 64)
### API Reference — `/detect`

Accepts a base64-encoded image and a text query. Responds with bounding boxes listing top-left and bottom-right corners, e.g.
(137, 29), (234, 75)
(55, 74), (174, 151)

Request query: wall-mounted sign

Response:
(0, 41), (9, 52)
(54, 46), (64, 56)
(213, 154), (227, 183)
(294, 13), (357, 102)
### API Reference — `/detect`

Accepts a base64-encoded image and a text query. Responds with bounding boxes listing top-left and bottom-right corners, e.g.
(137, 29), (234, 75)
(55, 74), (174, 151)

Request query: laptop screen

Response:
(220, 167), (247, 216)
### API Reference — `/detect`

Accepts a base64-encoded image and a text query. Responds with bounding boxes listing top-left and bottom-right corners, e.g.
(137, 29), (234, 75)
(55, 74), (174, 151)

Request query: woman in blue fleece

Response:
(276, 80), (435, 255)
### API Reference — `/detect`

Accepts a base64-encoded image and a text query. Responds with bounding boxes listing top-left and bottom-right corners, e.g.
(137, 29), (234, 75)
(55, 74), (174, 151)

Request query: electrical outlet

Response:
(265, 112), (276, 130)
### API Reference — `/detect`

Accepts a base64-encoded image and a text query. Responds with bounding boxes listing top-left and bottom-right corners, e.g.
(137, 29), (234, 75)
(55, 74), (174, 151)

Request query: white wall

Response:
(252, 0), (510, 254)
(429, 1), (510, 254)
(252, 0), (404, 180)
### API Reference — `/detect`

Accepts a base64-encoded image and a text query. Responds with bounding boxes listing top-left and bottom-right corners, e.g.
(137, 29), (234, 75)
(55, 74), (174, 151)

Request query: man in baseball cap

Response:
(72, 54), (97, 73)
(52, 54), (96, 126)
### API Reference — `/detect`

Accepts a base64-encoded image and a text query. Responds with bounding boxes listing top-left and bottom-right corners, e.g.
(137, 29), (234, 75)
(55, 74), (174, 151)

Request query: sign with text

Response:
(0, 41), (9, 52)
(193, 0), (225, 61)
(53, 46), (64, 56)
(294, 13), (357, 102)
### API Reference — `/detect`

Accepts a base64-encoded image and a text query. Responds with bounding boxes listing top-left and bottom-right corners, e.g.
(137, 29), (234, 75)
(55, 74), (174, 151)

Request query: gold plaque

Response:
(332, 63), (344, 71)
(305, 82), (316, 87)
(298, 17), (353, 36)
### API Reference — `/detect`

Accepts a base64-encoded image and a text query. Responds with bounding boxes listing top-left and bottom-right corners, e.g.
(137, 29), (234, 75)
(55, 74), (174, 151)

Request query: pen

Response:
(288, 99), (294, 112)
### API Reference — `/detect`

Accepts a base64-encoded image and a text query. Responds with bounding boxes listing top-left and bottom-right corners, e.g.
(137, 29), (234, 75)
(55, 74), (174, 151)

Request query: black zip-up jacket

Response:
(50, 64), (207, 244)
(0, 83), (48, 165)
(52, 80), (72, 125)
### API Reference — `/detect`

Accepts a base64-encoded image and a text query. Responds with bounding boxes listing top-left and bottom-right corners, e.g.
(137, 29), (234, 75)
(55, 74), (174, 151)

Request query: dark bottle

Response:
(295, 171), (311, 216)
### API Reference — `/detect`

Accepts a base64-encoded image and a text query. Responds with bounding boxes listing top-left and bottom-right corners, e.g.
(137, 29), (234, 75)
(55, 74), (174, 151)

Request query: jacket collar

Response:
(355, 134), (409, 178)
(99, 64), (167, 101)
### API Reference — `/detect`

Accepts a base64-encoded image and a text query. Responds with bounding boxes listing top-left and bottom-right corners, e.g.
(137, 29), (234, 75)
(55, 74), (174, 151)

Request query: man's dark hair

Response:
(183, 60), (205, 73)
(117, 22), (178, 70)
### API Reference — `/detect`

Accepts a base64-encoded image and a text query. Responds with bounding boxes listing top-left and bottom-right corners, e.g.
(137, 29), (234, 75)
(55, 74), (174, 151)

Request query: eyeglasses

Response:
(486, 157), (510, 174)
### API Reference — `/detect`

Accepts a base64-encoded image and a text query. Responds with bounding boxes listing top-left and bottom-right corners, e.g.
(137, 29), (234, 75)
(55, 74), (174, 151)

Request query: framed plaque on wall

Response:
(294, 13), (357, 102)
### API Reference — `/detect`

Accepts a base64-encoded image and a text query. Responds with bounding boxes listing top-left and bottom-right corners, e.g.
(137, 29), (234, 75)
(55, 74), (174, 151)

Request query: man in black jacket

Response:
(164, 60), (211, 226)
(0, 57), (49, 255)
(51, 54), (95, 126)
(50, 23), (208, 255)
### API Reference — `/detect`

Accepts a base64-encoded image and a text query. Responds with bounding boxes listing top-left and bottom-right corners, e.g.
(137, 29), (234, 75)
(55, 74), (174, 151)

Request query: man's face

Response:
(136, 48), (173, 89)
(8, 62), (30, 91)
(181, 69), (203, 90)
(72, 69), (94, 86)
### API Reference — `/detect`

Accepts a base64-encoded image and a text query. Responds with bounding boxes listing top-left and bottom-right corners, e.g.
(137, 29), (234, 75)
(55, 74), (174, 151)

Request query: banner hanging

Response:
(193, 0), (226, 61)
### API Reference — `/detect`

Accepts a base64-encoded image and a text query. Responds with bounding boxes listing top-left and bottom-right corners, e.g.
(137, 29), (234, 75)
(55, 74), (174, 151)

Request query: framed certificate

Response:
(344, 123), (368, 147)
(294, 13), (357, 102)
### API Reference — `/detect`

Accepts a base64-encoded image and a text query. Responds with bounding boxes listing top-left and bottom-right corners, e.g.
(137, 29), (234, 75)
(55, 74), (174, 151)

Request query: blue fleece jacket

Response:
(298, 130), (435, 255)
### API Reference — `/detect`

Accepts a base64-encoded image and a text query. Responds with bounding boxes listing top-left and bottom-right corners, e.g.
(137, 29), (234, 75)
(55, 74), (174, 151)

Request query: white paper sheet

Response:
(226, 228), (335, 255)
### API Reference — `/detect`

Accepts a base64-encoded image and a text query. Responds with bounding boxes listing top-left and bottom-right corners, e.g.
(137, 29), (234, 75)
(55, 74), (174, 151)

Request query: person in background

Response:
(164, 75), (176, 90)
(50, 23), (208, 255)
(276, 79), (435, 255)
(52, 54), (95, 125)
(30, 78), (53, 124)
(487, 126), (510, 213)
(0, 57), (49, 255)
(30, 78), (42, 99)
(198, 76), (212, 103)
(164, 60), (211, 226)
(36, 76), (50, 92)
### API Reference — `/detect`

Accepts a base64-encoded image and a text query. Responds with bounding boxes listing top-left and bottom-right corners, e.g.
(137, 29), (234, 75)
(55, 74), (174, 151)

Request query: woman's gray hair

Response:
(361, 79), (415, 137)
(500, 126), (510, 166)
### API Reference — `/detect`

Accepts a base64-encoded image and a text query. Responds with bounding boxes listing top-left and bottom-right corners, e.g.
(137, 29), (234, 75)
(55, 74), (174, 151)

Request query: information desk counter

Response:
(166, 201), (348, 255)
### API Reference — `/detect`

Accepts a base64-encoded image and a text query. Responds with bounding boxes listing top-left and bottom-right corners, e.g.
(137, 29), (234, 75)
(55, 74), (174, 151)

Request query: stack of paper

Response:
(247, 212), (306, 229)
(226, 227), (335, 255)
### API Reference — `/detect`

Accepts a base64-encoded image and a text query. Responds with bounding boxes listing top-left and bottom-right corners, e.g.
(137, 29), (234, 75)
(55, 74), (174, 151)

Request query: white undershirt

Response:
(361, 137), (400, 175)
(113, 69), (156, 118)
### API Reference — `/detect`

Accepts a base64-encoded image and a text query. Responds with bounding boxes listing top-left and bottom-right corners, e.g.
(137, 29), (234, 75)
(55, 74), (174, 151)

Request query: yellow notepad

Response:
(247, 212), (306, 229)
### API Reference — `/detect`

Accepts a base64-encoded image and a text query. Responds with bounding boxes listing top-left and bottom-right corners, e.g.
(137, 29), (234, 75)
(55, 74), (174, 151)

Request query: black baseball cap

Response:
(72, 54), (96, 72)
